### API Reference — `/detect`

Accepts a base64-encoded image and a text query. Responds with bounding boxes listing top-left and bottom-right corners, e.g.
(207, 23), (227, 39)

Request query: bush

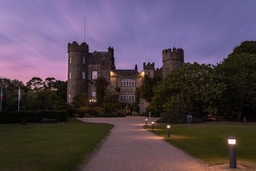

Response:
(157, 110), (203, 124)
(0, 110), (68, 123)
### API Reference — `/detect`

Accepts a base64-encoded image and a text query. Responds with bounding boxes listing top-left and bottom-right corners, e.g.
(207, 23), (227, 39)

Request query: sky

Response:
(0, 0), (255, 84)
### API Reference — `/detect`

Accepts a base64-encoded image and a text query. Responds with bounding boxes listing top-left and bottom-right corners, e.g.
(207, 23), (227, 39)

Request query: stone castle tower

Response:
(67, 41), (115, 103)
(67, 41), (184, 108)
(162, 47), (184, 78)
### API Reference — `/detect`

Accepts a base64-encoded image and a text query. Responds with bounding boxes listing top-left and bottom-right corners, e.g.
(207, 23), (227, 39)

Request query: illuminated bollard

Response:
(228, 135), (237, 169)
(152, 122), (154, 130)
(167, 125), (170, 137)
(145, 119), (148, 125)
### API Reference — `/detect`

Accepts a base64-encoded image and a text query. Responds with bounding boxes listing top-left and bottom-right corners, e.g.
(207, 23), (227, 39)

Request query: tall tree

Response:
(95, 77), (108, 104)
(26, 77), (44, 91)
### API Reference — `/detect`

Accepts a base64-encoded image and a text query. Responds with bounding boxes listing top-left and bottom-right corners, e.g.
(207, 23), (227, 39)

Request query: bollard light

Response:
(145, 119), (148, 125)
(167, 125), (170, 137)
(228, 135), (237, 168)
(152, 122), (154, 130)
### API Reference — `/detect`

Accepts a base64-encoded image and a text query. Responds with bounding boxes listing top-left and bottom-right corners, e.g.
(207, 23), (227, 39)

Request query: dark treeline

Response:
(0, 77), (67, 111)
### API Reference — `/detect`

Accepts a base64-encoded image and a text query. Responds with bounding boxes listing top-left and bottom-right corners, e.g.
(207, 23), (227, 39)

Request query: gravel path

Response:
(78, 117), (245, 171)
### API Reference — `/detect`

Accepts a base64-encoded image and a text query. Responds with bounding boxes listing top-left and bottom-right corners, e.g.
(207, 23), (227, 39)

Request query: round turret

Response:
(162, 47), (184, 77)
(67, 41), (89, 103)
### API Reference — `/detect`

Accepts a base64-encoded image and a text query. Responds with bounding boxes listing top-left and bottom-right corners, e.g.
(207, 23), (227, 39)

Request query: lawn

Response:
(0, 118), (113, 171)
(145, 122), (256, 169)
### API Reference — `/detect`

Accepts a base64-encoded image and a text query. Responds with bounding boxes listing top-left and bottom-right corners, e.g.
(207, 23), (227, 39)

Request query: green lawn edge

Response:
(144, 122), (256, 170)
(0, 118), (113, 171)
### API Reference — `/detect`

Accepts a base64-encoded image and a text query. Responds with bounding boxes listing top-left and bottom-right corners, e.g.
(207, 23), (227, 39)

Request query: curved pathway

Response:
(78, 117), (243, 171)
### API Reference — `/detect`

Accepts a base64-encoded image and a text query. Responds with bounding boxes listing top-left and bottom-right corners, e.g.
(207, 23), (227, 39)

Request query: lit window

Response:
(82, 57), (85, 64)
(82, 71), (85, 79)
(92, 71), (98, 80)
(69, 56), (72, 64)
(68, 94), (71, 103)
(92, 92), (96, 97)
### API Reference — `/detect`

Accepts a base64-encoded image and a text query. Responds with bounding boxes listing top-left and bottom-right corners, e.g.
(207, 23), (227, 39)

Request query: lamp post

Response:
(145, 119), (148, 125)
(228, 135), (236, 168)
(89, 99), (96, 110)
(152, 122), (154, 130)
(167, 125), (170, 137)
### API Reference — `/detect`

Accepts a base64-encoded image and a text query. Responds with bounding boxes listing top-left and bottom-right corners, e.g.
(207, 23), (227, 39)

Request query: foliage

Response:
(216, 41), (256, 120)
(71, 94), (89, 108)
(28, 89), (65, 111)
(140, 75), (162, 102)
(0, 110), (67, 123)
(148, 62), (226, 118)
(95, 77), (108, 104)
(230, 40), (256, 55)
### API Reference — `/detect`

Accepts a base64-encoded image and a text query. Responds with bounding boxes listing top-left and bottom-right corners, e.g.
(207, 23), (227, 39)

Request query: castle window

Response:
(120, 92), (135, 103)
(69, 56), (72, 64)
(92, 91), (96, 97)
(120, 79), (135, 87)
(82, 71), (85, 79)
(82, 57), (85, 64)
(68, 94), (71, 103)
(92, 71), (98, 80)
(69, 72), (71, 79)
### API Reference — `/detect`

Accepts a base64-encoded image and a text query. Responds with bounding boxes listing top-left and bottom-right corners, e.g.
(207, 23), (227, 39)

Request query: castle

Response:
(67, 41), (184, 113)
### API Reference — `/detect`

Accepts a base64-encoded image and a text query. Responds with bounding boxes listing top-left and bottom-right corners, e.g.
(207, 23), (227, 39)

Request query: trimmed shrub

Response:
(0, 110), (68, 123)
(157, 110), (203, 124)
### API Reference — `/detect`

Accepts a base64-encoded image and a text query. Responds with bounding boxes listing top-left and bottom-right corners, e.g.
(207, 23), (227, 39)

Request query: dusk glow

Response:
(0, 0), (255, 83)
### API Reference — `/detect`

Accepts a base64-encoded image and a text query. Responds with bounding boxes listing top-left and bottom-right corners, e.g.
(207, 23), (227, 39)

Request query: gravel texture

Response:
(78, 117), (246, 171)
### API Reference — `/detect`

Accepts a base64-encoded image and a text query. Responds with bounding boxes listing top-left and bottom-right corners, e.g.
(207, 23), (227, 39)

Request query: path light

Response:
(145, 119), (148, 125)
(228, 135), (236, 168)
(152, 122), (154, 130)
(167, 125), (170, 137)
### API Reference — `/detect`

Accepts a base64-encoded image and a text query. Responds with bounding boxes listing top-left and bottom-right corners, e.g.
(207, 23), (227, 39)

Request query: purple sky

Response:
(0, 0), (255, 84)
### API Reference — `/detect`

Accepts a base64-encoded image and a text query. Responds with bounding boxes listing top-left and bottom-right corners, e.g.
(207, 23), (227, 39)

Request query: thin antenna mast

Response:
(84, 18), (86, 42)
(176, 29), (179, 47)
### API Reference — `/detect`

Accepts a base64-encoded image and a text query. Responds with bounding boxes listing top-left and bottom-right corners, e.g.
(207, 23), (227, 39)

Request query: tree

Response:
(149, 62), (226, 118)
(216, 53), (256, 120)
(26, 77), (44, 91)
(44, 77), (56, 90)
(140, 75), (162, 102)
(95, 77), (108, 104)
(29, 89), (65, 111)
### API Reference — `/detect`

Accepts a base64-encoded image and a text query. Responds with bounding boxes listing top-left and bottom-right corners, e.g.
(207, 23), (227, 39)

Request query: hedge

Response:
(0, 110), (68, 124)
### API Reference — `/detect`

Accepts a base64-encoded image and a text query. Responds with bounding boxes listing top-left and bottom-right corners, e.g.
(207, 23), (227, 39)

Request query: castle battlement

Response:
(143, 62), (155, 70)
(162, 47), (183, 54)
(68, 41), (89, 53)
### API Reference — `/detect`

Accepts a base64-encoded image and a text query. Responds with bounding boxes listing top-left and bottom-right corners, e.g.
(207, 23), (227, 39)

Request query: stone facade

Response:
(67, 41), (184, 112)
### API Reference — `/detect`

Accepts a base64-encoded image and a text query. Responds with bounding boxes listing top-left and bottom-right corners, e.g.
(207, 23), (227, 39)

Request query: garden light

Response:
(145, 119), (148, 125)
(167, 125), (170, 137)
(152, 122), (154, 130)
(228, 135), (236, 168)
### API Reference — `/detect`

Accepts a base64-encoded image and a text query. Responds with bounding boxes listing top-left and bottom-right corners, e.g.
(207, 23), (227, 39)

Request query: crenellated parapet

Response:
(68, 41), (89, 53)
(143, 62), (155, 70)
(162, 47), (184, 62)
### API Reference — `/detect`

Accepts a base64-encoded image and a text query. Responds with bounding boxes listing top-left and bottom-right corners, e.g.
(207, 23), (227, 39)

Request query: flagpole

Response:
(0, 86), (2, 111)
(84, 18), (86, 42)
(18, 86), (20, 112)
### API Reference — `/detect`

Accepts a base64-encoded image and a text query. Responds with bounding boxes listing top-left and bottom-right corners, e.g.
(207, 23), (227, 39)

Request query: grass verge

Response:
(145, 122), (256, 169)
(0, 118), (113, 171)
